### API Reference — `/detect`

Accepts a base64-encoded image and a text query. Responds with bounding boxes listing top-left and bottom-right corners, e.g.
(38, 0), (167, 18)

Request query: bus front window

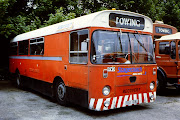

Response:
(91, 30), (155, 64)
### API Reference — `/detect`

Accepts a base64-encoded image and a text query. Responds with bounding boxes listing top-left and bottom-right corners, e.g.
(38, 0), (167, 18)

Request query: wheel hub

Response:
(57, 83), (65, 100)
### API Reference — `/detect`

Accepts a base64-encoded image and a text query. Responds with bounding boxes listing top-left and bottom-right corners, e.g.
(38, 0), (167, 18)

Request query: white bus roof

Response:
(11, 10), (153, 42)
(155, 32), (180, 41)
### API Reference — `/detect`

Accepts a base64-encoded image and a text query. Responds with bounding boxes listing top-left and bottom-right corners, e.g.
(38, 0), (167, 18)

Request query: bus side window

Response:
(170, 41), (176, 59)
(159, 42), (170, 55)
(30, 38), (44, 55)
(19, 40), (29, 55)
(10, 42), (18, 55)
(178, 41), (180, 59)
(70, 29), (88, 64)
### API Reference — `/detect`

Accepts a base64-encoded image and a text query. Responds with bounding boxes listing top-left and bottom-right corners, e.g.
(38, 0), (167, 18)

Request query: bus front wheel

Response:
(55, 81), (67, 106)
(157, 74), (166, 95)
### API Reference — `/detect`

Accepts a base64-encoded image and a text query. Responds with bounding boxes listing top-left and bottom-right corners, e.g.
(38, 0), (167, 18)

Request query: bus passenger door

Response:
(177, 40), (180, 77)
(156, 41), (177, 78)
(67, 29), (89, 90)
(168, 41), (178, 78)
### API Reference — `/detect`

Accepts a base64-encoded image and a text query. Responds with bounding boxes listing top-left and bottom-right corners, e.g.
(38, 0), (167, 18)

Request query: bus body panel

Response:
(155, 39), (180, 79)
(88, 64), (156, 111)
(66, 64), (88, 90)
(10, 32), (69, 84)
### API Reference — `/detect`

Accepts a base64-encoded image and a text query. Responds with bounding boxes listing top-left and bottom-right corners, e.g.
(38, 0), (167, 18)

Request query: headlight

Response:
(150, 82), (155, 90)
(102, 86), (110, 96)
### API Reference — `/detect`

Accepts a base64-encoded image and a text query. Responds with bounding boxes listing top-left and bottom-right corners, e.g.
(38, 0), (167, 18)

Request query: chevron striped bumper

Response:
(89, 92), (156, 111)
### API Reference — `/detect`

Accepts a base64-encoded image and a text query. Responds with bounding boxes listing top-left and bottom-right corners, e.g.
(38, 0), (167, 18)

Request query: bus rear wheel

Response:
(55, 81), (67, 106)
(16, 72), (23, 88)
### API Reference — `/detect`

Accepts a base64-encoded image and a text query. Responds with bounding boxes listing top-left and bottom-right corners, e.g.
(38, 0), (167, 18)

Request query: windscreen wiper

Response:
(133, 31), (147, 52)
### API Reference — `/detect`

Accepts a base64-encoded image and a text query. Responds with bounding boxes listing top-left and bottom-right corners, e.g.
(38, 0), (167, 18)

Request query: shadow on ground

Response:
(69, 103), (150, 117)
(0, 80), (15, 90)
(0, 80), (150, 116)
(158, 87), (180, 97)
(1, 79), (180, 117)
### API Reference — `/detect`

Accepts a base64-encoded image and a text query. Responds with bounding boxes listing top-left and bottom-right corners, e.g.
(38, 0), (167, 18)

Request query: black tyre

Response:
(55, 81), (67, 106)
(16, 72), (23, 88)
(175, 84), (180, 92)
(157, 73), (166, 95)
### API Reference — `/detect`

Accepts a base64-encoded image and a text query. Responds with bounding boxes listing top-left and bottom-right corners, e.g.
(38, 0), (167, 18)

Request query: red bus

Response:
(152, 21), (179, 94)
(155, 33), (180, 94)
(9, 10), (157, 111)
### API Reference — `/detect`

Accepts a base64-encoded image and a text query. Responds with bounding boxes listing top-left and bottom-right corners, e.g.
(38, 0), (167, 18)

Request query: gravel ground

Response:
(0, 80), (180, 120)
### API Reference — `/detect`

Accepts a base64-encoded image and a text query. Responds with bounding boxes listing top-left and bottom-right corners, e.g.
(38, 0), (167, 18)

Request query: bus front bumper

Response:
(89, 91), (156, 111)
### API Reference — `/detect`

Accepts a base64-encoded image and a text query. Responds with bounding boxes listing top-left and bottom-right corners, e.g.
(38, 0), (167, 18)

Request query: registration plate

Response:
(125, 99), (139, 106)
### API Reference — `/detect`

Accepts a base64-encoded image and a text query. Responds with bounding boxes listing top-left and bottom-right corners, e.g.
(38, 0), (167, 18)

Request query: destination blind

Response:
(155, 26), (172, 34)
(109, 13), (145, 30)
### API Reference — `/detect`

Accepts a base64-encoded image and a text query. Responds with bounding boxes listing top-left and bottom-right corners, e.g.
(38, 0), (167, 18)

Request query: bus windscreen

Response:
(91, 30), (155, 64)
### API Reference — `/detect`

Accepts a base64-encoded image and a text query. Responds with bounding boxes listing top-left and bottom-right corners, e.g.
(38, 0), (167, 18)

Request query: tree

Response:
(0, 0), (180, 69)
(43, 7), (76, 27)
(162, 0), (180, 30)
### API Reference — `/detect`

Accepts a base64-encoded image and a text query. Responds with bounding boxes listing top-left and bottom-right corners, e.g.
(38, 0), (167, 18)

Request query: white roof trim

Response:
(11, 10), (153, 42)
(155, 32), (180, 41)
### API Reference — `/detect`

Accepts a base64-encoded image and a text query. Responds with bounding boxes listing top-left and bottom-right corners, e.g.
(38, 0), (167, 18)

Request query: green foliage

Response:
(43, 7), (76, 27)
(0, 14), (41, 39)
(0, 0), (180, 40)
(162, 0), (180, 30)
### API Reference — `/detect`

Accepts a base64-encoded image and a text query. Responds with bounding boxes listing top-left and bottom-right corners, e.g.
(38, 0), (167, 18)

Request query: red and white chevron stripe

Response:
(89, 92), (156, 111)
